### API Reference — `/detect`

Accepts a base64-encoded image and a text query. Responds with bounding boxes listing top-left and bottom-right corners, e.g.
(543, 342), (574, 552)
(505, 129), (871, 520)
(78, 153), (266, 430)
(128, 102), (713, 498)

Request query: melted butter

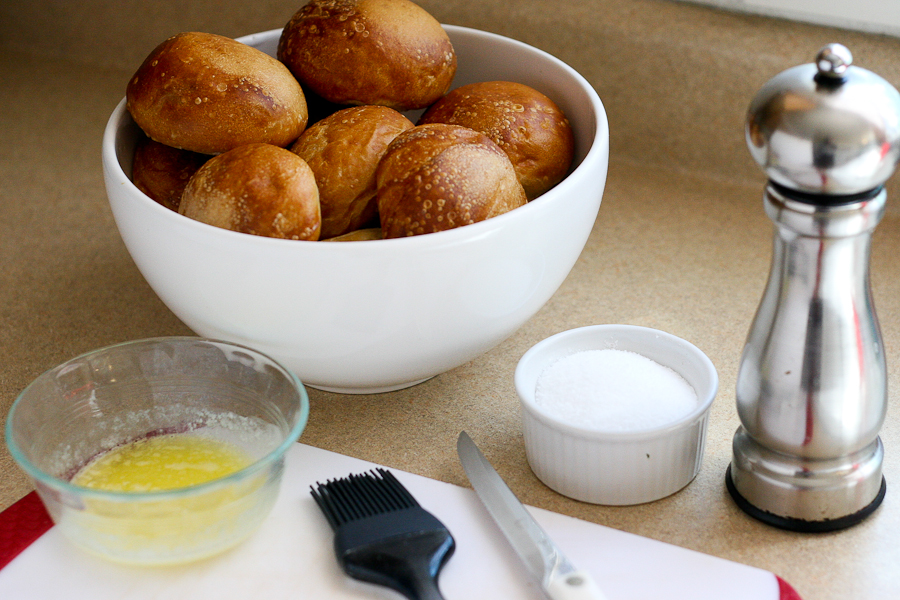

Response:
(72, 434), (253, 492)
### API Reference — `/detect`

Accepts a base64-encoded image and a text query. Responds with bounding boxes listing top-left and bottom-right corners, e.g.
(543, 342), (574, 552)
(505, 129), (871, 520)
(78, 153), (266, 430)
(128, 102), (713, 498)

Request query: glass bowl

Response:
(5, 337), (309, 565)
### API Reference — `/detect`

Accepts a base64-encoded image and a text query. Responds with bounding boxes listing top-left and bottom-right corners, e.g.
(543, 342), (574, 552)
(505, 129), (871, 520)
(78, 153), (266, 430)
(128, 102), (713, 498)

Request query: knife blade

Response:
(456, 431), (608, 600)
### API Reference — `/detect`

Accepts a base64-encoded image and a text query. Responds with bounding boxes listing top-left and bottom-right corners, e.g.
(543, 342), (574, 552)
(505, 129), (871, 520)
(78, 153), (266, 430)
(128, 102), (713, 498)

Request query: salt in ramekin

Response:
(515, 324), (718, 505)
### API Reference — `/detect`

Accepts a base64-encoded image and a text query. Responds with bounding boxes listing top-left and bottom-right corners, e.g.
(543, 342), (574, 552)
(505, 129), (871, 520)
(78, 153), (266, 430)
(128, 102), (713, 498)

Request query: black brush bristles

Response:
(312, 469), (419, 528)
(311, 469), (455, 600)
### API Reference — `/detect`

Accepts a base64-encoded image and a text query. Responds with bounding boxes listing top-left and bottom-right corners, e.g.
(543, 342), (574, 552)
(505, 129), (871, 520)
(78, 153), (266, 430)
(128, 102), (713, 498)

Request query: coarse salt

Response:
(534, 349), (698, 432)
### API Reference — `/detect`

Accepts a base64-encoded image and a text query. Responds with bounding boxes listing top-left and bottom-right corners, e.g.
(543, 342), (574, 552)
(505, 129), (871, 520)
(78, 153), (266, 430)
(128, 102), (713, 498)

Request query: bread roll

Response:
(418, 81), (575, 199)
(127, 32), (308, 155)
(277, 0), (456, 111)
(291, 105), (413, 239)
(132, 137), (207, 211)
(179, 143), (321, 240)
(376, 123), (527, 238)
(324, 228), (384, 241)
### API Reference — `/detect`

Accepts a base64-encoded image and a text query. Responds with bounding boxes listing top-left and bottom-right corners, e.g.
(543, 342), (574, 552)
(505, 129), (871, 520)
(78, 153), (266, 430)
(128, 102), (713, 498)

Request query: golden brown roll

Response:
(126, 32), (308, 155)
(375, 123), (527, 238)
(132, 137), (208, 211)
(179, 143), (321, 240)
(277, 0), (456, 111)
(324, 228), (384, 241)
(418, 81), (575, 199)
(291, 105), (413, 239)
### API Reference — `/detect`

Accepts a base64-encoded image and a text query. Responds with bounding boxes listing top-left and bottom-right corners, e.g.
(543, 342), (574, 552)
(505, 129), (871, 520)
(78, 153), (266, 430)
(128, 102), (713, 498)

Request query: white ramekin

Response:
(515, 325), (718, 505)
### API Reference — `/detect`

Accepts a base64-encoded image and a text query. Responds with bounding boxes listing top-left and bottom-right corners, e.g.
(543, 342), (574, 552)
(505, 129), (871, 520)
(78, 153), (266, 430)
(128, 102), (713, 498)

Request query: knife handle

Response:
(546, 570), (608, 600)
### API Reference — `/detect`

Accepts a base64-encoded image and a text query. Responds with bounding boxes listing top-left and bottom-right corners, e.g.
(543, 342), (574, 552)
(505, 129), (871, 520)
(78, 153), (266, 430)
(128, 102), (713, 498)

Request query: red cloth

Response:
(0, 492), (53, 570)
(777, 575), (804, 599)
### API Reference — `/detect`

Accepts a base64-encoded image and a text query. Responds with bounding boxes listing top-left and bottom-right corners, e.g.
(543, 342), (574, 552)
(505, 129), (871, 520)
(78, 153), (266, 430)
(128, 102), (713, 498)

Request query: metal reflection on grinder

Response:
(728, 43), (898, 532)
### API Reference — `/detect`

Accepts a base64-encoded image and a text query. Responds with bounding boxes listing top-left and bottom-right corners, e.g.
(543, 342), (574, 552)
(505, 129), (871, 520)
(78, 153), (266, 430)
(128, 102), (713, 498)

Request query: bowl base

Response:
(307, 376), (435, 395)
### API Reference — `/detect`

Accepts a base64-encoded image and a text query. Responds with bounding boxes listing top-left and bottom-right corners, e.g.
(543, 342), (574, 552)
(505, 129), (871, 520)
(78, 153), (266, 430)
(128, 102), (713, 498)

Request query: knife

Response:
(456, 431), (608, 600)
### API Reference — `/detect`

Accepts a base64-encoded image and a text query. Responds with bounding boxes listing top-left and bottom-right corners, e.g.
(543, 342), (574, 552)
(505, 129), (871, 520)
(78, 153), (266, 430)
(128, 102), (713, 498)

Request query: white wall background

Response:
(677, 0), (900, 38)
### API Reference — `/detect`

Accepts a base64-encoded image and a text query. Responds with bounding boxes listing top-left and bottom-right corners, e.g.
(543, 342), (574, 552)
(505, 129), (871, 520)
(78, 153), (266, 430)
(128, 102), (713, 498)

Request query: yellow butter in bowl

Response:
(64, 430), (273, 565)
(7, 337), (309, 566)
(72, 434), (253, 492)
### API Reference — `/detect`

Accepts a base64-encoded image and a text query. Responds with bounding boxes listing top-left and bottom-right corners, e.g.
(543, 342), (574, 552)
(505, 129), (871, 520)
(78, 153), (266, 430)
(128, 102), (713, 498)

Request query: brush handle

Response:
(401, 554), (448, 600)
(346, 545), (448, 600)
(339, 526), (453, 600)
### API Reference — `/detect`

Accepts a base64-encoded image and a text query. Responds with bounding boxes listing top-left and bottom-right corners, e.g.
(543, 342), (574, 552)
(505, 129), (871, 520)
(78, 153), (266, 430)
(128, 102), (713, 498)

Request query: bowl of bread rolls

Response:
(101, 0), (609, 394)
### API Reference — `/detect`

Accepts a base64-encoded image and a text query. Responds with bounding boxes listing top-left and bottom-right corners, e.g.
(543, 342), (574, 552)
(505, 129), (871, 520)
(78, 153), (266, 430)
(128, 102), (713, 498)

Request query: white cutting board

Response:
(0, 443), (783, 599)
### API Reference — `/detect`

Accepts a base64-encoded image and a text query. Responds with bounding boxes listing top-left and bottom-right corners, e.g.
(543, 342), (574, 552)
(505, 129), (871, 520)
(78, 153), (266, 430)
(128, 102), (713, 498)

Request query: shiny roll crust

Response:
(418, 81), (575, 199)
(324, 228), (384, 241)
(375, 123), (527, 238)
(179, 143), (321, 240)
(277, 0), (456, 111)
(291, 105), (413, 239)
(132, 137), (208, 212)
(126, 32), (308, 155)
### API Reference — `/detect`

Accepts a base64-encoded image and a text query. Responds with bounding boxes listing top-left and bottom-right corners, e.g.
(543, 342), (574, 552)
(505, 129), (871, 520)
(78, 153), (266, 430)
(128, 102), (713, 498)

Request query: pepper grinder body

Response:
(727, 42), (899, 531)
(727, 184), (887, 531)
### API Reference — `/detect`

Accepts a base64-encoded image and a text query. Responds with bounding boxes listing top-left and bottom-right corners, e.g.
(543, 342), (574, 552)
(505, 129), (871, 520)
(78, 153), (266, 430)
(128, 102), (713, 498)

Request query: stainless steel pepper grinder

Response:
(726, 43), (900, 532)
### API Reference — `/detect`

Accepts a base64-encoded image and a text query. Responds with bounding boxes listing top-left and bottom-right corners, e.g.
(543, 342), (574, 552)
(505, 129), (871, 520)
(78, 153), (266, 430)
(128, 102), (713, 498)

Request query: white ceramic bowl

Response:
(515, 325), (718, 505)
(102, 26), (609, 393)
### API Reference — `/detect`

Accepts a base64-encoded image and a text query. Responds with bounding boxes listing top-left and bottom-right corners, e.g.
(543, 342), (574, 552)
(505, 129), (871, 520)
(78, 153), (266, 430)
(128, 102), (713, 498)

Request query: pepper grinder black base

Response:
(725, 465), (886, 533)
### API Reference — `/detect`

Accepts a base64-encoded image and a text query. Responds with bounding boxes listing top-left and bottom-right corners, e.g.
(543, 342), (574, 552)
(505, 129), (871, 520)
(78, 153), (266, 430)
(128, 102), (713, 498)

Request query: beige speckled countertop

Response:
(2, 1), (900, 598)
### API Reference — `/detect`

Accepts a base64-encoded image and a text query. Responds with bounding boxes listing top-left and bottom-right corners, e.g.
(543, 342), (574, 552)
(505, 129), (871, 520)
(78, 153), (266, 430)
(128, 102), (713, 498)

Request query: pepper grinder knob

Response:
(815, 42), (852, 79)
(728, 44), (899, 532)
(746, 42), (900, 196)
